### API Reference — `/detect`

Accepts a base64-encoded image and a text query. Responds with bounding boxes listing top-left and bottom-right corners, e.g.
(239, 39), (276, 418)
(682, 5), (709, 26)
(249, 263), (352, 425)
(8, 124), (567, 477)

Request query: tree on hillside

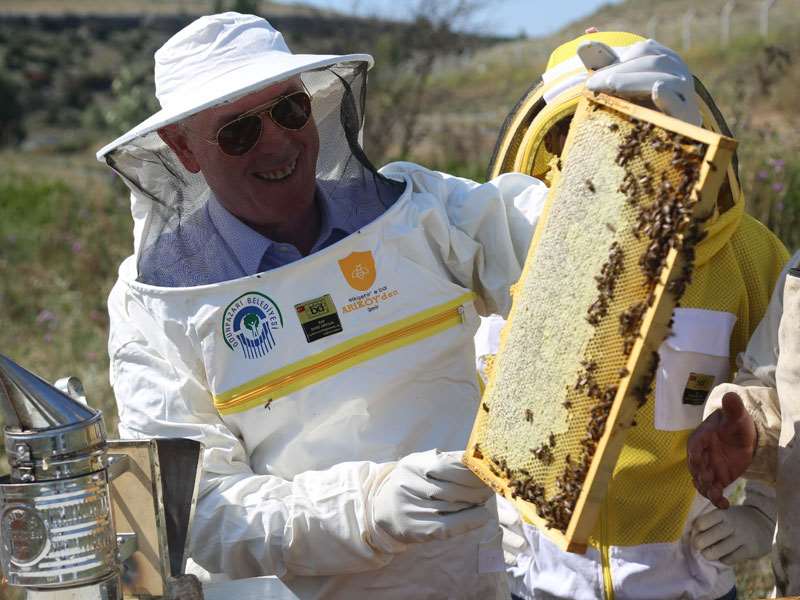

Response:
(102, 65), (160, 134)
(0, 72), (25, 146)
(358, 0), (500, 163)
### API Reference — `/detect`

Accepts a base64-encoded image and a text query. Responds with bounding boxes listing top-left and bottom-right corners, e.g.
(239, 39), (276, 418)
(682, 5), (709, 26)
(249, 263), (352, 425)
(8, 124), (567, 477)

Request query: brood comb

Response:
(465, 92), (736, 553)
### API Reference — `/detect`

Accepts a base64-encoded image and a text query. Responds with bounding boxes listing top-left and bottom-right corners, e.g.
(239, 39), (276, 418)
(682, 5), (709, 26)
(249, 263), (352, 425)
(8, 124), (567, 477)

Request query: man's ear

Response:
(158, 124), (202, 173)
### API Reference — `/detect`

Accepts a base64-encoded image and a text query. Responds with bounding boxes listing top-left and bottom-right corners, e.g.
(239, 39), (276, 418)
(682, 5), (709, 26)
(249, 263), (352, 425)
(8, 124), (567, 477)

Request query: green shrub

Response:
(0, 70), (25, 145)
(0, 167), (131, 447)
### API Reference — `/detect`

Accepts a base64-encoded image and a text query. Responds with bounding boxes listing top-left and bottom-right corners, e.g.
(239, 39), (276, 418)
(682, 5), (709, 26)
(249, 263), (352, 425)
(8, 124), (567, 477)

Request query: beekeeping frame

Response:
(464, 92), (736, 553)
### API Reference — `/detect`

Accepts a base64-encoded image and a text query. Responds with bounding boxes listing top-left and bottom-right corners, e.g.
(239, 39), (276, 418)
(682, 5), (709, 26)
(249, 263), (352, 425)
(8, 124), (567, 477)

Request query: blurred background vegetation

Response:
(1, 0), (798, 597)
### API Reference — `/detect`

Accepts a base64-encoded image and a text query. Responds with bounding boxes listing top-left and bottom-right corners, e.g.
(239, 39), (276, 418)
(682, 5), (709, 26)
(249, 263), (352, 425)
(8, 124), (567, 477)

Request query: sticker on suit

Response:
(682, 372), (716, 406)
(337, 250), (400, 314)
(222, 292), (283, 359)
(295, 294), (343, 343)
(655, 350), (728, 431)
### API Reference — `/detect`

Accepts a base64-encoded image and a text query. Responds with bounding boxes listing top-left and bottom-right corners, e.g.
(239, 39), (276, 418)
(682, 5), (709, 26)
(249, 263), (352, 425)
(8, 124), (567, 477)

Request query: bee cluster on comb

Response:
(465, 92), (736, 552)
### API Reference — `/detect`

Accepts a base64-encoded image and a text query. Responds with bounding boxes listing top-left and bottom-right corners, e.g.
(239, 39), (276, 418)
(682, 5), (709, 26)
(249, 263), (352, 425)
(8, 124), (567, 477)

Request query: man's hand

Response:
(580, 39), (703, 126)
(687, 393), (757, 508)
(372, 450), (492, 545)
(691, 505), (775, 565)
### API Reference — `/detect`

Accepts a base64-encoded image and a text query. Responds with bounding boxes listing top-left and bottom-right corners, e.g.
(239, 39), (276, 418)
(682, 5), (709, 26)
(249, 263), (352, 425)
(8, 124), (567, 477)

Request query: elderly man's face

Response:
(160, 78), (320, 233)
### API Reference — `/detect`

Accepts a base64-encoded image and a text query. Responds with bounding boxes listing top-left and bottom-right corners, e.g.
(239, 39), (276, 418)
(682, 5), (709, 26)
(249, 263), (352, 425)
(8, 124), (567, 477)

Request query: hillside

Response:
(417, 0), (799, 238)
(425, 0), (799, 118)
(0, 1), (499, 155)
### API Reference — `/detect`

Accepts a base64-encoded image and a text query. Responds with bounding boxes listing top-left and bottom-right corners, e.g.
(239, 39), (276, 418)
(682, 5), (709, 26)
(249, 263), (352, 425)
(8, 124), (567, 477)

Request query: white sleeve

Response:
(107, 281), (399, 579)
(442, 170), (546, 317)
(743, 479), (777, 524)
(381, 162), (547, 317)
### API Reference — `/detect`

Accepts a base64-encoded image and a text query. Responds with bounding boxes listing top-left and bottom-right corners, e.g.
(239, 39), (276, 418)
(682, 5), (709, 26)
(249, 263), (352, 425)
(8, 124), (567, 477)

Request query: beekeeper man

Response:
(475, 31), (788, 600)
(687, 251), (800, 597)
(97, 13), (724, 600)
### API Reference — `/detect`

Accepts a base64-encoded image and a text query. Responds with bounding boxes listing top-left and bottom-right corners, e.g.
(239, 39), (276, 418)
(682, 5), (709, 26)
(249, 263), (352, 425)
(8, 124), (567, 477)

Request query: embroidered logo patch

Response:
(338, 251), (376, 292)
(336, 250), (400, 314)
(295, 294), (343, 343)
(222, 292), (283, 359)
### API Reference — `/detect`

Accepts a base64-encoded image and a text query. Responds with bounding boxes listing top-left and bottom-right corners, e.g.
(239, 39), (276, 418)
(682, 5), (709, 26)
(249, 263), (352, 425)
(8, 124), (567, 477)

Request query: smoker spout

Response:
(0, 354), (98, 431)
(0, 354), (106, 483)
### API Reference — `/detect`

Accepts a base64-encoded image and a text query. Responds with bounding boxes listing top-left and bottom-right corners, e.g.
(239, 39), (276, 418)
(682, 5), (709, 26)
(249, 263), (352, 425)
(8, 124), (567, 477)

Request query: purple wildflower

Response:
(36, 310), (56, 324)
(770, 159), (785, 172)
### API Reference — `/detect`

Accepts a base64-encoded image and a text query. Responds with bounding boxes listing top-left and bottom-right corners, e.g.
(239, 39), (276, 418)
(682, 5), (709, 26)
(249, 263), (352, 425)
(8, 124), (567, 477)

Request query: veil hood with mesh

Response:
(97, 13), (403, 287)
(101, 64), (404, 288)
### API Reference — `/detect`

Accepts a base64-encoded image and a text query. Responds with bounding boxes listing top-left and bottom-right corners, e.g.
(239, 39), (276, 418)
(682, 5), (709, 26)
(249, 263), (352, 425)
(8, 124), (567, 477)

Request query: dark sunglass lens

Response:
(272, 93), (312, 130)
(218, 115), (262, 156)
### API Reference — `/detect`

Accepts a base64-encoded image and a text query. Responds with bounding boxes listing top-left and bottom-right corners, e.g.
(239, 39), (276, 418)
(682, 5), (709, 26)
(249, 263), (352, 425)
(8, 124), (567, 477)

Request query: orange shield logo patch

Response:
(338, 251), (376, 291)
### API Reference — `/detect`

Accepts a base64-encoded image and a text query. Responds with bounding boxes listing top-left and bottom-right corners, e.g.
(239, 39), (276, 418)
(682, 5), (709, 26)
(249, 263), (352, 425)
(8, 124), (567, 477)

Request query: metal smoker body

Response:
(0, 355), (202, 599)
(0, 354), (122, 598)
(0, 355), (300, 600)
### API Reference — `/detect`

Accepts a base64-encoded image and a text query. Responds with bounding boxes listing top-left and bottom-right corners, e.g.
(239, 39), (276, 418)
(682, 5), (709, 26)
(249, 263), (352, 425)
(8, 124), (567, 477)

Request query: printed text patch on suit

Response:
(295, 294), (343, 343)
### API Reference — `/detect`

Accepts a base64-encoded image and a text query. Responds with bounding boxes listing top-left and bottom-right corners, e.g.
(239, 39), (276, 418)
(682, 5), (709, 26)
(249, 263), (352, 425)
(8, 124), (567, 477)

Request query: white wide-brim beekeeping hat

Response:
(96, 11), (373, 160)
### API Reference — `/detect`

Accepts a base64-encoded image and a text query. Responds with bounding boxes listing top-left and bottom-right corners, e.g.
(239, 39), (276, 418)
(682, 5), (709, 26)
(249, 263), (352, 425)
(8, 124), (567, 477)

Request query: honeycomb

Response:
(465, 92), (736, 552)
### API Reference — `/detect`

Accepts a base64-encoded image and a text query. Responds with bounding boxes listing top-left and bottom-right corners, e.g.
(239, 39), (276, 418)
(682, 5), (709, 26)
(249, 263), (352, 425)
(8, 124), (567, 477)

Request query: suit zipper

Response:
(215, 295), (472, 413)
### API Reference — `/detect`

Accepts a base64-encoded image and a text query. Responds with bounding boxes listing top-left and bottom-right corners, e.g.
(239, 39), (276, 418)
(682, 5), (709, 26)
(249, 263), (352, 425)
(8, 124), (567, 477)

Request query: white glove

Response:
(371, 449), (492, 546)
(497, 495), (529, 565)
(580, 39), (703, 127)
(691, 505), (775, 565)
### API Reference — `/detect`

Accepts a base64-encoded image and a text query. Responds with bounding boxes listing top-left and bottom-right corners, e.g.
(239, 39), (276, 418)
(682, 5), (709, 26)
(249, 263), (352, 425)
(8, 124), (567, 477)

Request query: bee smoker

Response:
(0, 354), (207, 600)
(0, 354), (308, 600)
(0, 353), (125, 598)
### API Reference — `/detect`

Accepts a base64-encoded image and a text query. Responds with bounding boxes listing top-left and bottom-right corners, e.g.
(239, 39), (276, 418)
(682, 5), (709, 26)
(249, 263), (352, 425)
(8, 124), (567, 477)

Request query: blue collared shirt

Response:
(206, 192), (350, 276)
(138, 180), (401, 287)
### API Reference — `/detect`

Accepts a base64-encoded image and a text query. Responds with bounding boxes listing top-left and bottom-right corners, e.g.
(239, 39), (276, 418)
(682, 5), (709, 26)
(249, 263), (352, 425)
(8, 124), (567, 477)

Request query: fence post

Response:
(683, 8), (695, 51)
(761, 0), (777, 38)
(721, 0), (736, 46)
(647, 15), (658, 40)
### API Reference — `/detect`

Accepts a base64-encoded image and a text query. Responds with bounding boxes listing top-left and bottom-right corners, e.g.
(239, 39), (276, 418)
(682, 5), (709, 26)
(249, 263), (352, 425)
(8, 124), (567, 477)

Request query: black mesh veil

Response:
(103, 62), (405, 287)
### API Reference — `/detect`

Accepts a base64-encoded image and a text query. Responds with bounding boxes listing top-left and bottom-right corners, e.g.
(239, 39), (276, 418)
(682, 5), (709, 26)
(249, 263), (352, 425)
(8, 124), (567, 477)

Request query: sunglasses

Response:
(210, 90), (313, 156)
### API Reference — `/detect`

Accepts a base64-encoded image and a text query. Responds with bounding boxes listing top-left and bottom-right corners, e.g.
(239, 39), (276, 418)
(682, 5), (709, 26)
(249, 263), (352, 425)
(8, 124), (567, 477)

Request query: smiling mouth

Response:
(253, 157), (298, 182)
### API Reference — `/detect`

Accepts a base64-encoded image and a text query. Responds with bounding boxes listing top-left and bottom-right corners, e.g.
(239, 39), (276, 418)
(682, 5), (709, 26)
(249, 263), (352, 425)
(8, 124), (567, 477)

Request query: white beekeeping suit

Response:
(97, 12), (550, 600)
(98, 13), (729, 600)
